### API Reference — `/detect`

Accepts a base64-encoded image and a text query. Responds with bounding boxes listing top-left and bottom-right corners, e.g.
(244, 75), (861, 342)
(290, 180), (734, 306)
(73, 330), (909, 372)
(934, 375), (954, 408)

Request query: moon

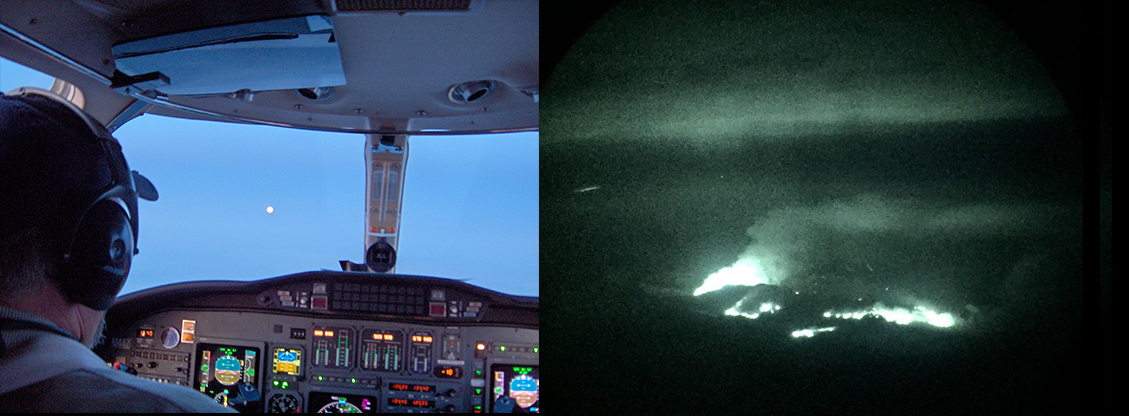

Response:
(266, 206), (274, 214)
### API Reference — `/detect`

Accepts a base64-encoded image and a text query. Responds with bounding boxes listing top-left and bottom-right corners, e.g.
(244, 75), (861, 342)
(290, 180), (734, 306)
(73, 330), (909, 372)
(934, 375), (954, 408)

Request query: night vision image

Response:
(542, 0), (1095, 414)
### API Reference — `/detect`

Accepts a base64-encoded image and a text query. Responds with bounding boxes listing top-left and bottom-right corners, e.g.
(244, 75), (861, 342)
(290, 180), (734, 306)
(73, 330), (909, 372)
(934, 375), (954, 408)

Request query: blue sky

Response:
(2, 57), (538, 297)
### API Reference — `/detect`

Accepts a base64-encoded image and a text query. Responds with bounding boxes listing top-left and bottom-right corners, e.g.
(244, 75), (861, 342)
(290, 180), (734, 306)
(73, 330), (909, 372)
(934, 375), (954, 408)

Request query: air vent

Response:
(297, 86), (335, 101)
(447, 80), (495, 104)
(335, 0), (472, 12)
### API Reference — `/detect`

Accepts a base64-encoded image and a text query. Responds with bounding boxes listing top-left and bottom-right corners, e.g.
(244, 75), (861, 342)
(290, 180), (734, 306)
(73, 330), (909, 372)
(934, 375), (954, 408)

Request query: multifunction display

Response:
(309, 392), (375, 413)
(491, 364), (539, 413)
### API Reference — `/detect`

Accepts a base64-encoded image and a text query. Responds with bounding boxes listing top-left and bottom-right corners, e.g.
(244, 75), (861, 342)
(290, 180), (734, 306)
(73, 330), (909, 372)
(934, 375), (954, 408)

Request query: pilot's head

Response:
(0, 88), (156, 347)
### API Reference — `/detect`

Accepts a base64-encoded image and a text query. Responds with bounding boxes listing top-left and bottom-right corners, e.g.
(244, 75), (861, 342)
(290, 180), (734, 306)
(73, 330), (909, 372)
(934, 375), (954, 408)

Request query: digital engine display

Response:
(195, 343), (261, 411)
(389, 383), (435, 393)
(388, 398), (434, 408)
(490, 364), (539, 413)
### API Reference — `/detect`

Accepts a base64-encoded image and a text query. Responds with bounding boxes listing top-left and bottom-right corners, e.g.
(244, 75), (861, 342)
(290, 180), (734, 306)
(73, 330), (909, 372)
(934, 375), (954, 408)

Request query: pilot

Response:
(0, 89), (235, 412)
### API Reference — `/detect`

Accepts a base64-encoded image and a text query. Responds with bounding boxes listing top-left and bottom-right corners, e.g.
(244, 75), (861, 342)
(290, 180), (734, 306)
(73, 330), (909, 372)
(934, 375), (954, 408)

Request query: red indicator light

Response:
(476, 343), (486, 351)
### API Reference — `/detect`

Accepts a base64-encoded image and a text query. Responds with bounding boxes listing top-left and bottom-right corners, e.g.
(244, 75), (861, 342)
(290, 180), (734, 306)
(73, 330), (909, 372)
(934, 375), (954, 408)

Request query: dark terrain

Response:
(542, 119), (1083, 414)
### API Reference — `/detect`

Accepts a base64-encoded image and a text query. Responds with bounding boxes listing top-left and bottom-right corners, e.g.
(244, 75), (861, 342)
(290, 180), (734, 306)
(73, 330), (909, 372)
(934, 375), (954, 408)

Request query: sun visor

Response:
(112, 15), (345, 95)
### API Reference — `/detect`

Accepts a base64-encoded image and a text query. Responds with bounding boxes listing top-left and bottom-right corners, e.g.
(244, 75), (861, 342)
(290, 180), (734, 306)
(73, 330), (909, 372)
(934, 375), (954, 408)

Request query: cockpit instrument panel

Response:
(96, 272), (538, 413)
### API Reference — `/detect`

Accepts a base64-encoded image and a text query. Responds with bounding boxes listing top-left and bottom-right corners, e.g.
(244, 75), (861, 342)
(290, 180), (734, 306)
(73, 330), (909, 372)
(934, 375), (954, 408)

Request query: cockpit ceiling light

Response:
(447, 80), (495, 104)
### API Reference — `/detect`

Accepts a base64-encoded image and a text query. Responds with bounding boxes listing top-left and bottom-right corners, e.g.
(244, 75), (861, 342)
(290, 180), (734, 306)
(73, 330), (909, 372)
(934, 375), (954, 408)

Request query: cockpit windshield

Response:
(1, 58), (538, 297)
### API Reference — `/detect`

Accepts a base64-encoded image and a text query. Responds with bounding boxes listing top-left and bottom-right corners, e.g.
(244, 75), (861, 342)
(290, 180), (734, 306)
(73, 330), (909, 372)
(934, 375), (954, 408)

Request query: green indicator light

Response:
(475, 370), (483, 376)
(533, 347), (538, 353)
(499, 345), (506, 351)
(247, 369), (254, 376)
(318, 376), (324, 381)
(474, 406), (482, 410)
(273, 380), (279, 387)
(282, 382), (289, 389)
(351, 378), (357, 383)
(475, 388), (483, 395)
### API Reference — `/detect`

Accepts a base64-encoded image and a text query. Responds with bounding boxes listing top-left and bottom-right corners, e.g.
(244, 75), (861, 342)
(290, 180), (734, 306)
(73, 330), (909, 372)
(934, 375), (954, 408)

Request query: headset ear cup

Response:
(58, 200), (133, 311)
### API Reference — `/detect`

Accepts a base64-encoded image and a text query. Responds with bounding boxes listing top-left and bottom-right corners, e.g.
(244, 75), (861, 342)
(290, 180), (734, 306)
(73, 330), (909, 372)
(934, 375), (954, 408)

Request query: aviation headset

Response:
(2, 87), (157, 311)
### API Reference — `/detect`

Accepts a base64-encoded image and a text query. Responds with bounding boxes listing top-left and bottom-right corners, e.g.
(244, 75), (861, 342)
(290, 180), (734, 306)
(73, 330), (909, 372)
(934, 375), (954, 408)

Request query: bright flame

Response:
(822, 303), (957, 328)
(723, 301), (781, 320)
(693, 257), (773, 296)
(723, 299), (765, 319)
(791, 327), (836, 338)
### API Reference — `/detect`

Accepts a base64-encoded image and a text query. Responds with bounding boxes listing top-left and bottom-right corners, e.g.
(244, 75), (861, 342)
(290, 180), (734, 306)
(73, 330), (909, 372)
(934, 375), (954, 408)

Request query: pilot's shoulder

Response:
(7, 366), (237, 412)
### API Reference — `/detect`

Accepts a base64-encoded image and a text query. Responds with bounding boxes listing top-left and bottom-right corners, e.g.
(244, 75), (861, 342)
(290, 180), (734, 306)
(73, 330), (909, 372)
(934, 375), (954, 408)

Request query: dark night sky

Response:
(541, 0), (1090, 413)
(544, 0), (1067, 145)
